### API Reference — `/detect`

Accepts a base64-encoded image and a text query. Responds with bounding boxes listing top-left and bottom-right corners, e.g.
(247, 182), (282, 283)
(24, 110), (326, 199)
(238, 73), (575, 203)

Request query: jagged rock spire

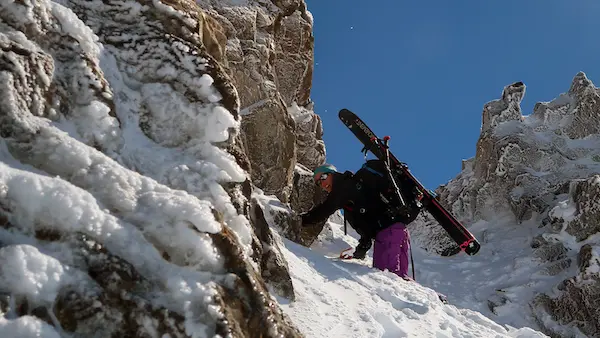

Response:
(568, 71), (594, 99)
(481, 81), (526, 133)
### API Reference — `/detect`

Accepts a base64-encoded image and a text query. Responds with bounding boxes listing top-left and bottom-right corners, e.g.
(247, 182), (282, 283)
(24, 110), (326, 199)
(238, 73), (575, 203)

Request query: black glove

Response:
(299, 213), (318, 228)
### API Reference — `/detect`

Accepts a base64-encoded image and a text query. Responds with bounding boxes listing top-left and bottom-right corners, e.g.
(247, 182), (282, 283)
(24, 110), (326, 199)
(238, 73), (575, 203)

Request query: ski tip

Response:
(339, 108), (356, 116)
(338, 108), (354, 123)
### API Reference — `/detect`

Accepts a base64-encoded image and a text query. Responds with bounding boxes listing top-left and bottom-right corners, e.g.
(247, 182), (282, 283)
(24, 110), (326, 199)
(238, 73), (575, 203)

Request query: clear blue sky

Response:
(304, 0), (600, 190)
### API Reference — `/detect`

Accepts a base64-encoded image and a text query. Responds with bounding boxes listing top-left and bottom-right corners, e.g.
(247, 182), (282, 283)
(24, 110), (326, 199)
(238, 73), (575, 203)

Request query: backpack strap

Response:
(361, 163), (385, 177)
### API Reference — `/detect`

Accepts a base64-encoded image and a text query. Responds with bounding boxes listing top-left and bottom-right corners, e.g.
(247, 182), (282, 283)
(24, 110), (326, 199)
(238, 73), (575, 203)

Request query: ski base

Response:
(338, 108), (481, 256)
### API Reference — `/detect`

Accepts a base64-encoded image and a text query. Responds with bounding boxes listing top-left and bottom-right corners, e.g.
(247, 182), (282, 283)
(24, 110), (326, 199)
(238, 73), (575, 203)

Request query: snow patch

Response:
(49, 2), (100, 56)
(495, 143), (524, 177)
(152, 0), (197, 28)
(0, 316), (61, 338)
(584, 246), (600, 275)
(97, 47), (251, 252)
(0, 245), (73, 306)
(288, 101), (314, 124)
(139, 80), (236, 145)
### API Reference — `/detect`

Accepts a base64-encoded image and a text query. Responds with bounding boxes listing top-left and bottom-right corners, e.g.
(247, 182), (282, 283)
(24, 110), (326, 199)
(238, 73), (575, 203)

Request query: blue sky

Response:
(304, 0), (600, 190)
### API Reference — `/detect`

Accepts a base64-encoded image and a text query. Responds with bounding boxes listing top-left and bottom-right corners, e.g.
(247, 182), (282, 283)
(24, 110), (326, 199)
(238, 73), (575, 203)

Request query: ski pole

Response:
(378, 136), (407, 207)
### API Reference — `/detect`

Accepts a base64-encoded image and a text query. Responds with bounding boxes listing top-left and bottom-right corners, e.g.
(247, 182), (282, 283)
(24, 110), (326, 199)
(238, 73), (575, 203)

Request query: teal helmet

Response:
(313, 164), (337, 178)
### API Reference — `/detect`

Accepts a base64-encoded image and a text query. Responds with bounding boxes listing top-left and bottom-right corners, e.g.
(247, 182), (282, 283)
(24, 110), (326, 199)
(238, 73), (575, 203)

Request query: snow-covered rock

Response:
(412, 73), (600, 337)
(531, 176), (600, 337)
(205, 0), (324, 202)
(420, 73), (600, 253)
(0, 0), (301, 336)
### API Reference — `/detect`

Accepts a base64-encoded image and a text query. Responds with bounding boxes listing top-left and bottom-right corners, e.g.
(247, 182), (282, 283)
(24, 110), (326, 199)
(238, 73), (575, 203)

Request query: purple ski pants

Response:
(372, 222), (410, 279)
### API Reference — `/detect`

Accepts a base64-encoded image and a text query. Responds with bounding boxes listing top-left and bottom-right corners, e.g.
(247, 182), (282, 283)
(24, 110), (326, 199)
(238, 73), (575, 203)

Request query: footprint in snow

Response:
(376, 288), (429, 315)
(374, 312), (409, 338)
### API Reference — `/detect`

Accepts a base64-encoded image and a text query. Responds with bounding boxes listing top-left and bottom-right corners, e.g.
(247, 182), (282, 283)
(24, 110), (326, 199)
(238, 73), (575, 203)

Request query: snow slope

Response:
(256, 193), (548, 338)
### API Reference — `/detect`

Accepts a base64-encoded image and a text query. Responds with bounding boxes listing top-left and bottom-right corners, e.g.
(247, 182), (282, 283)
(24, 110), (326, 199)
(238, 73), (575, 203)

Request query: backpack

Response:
(345, 159), (423, 228)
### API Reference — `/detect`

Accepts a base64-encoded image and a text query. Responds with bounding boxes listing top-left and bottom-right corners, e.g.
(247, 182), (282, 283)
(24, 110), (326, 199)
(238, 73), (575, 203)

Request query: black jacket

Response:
(301, 170), (418, 256)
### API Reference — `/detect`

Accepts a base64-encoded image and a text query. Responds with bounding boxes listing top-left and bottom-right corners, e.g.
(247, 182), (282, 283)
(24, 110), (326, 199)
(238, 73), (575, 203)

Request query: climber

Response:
(299, 161), (424, 280)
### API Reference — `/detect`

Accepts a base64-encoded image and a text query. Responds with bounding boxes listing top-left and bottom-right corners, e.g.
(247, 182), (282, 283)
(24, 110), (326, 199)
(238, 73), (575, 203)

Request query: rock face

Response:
(531, 177), (600, 338)
(198, 0), (324, 202)
(0, 0), (307, 336)
(413, 72), (600, 336)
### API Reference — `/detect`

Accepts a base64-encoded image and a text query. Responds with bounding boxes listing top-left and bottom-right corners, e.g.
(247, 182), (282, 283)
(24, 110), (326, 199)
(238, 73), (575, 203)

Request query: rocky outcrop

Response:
(418, 73), (600, 255)
(0, 0), (305, 336)
(199, 0), (323, 202)
(530, 177), (600, 338)
(560, 176), (600, 241)
(239, 97), (297, 202)
(288, 102), (326, 170)
(412, 73), (600, 335)
(249, 198), (295, 300)
(564, 72), (600, 139)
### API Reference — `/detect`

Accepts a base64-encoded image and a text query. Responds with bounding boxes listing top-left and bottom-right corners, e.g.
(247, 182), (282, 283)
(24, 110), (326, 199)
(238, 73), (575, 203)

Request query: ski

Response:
(338, 108), (481, 256)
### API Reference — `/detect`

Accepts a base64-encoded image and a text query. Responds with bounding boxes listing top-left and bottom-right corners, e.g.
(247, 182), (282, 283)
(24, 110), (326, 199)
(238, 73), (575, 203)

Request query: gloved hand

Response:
(298, 212), (320, 228)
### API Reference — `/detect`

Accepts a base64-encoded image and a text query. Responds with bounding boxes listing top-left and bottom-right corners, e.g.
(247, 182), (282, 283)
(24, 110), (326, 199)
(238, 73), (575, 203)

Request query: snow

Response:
(288, 101), (315, 124)
(97, 48), (251, 249)
(256, 193), (548, 338)
(49, 2), (100, 57)
(0, 158), (223, 291)
(585, 246), (600, 274)
(0, 316), (61, 338)
(495, 143), (523, 177)
(0, 245), (72, 305)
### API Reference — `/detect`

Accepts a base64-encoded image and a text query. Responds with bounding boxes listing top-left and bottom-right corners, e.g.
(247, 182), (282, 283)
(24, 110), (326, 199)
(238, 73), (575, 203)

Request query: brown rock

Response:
(565, 72), (600, 139)
(210, 0), (320, 198)
(565, 176), (600, 241)
(533, 275), (600, 338)
(249, 199), (295, 300)
(209, 226), (303, 338)
(240, 97), (297, 202)
(289, 164), (328, 214)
